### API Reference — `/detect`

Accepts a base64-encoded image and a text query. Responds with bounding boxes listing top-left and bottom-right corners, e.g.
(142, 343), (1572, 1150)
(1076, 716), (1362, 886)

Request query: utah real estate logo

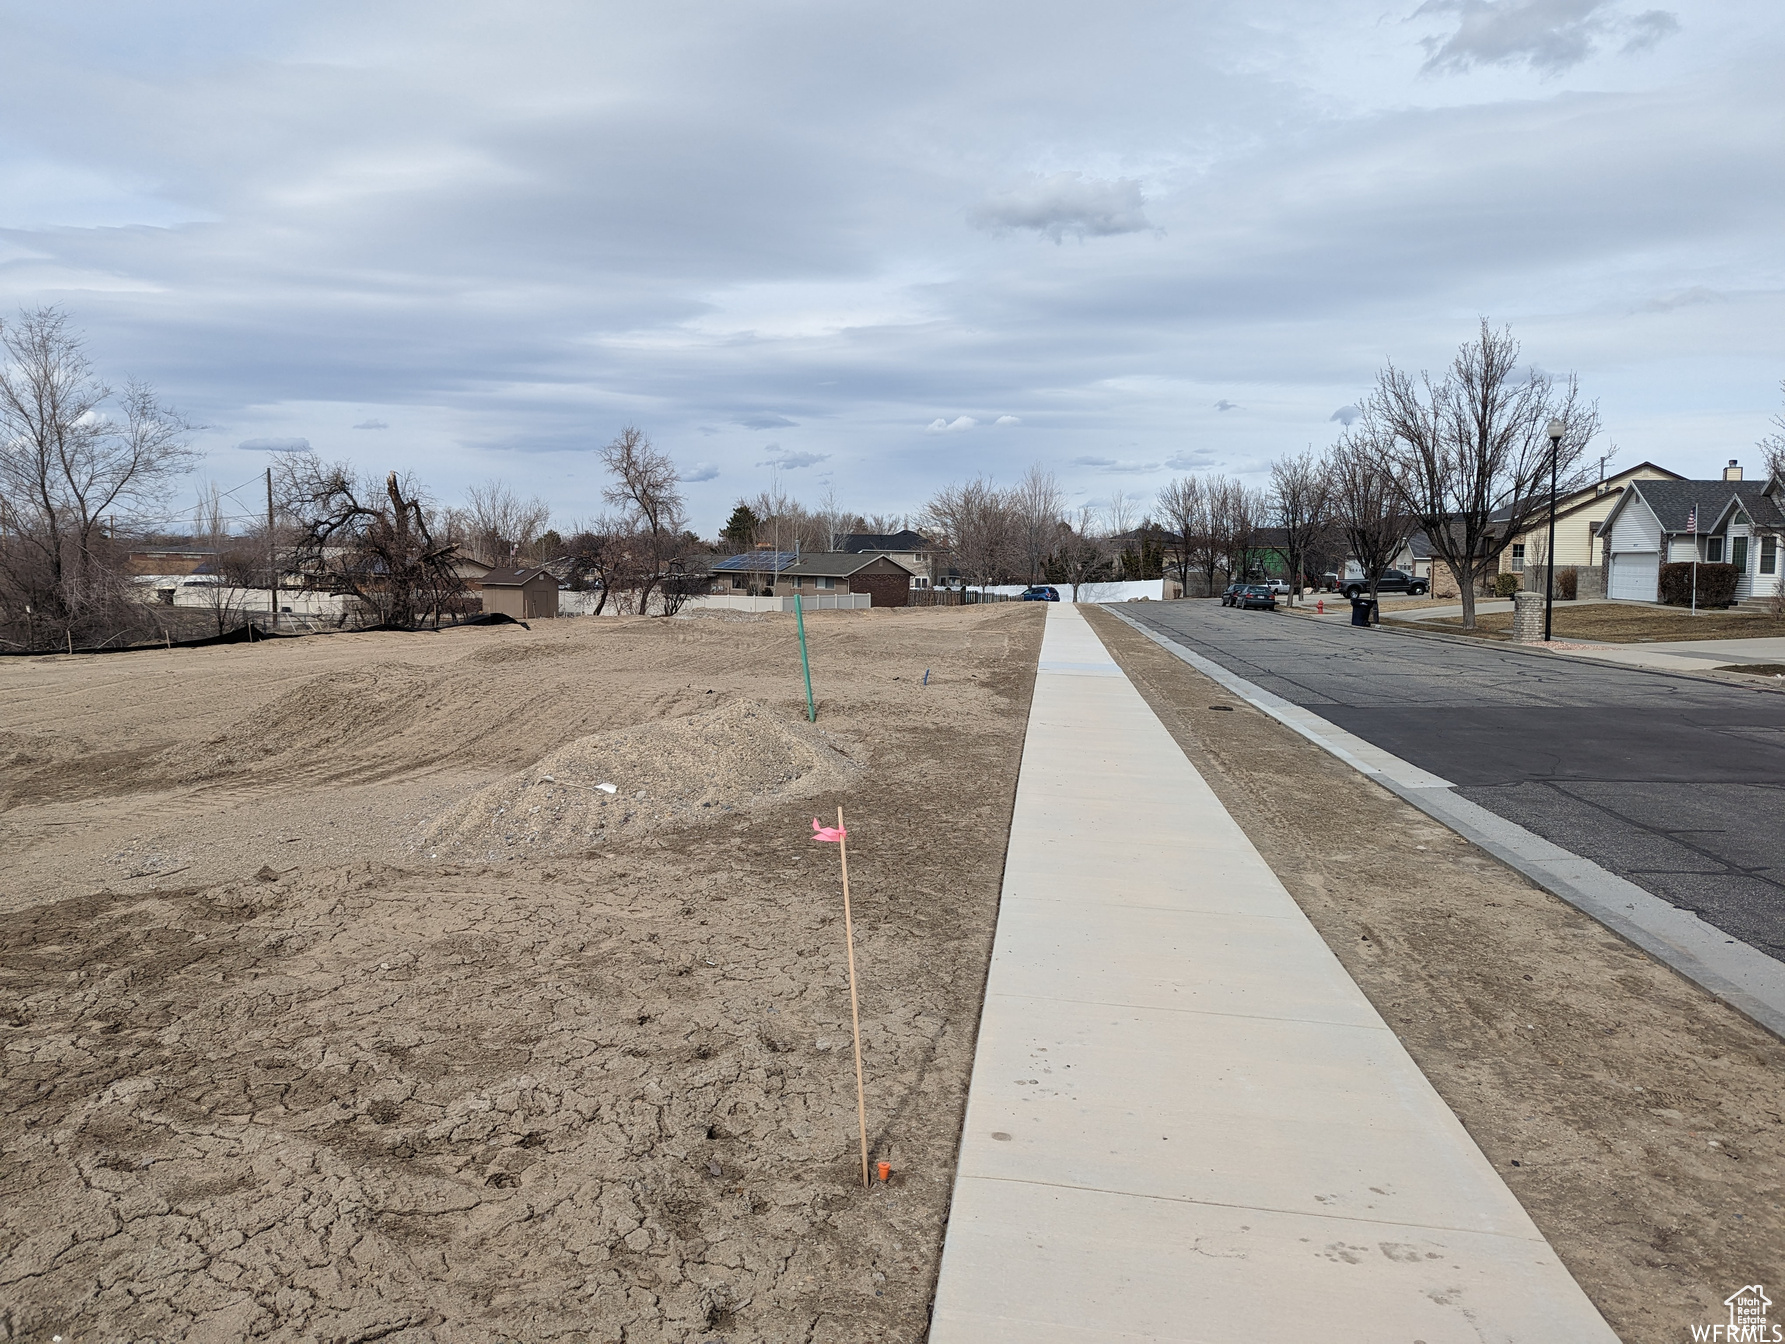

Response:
(1692, 1285), (1779, 1342)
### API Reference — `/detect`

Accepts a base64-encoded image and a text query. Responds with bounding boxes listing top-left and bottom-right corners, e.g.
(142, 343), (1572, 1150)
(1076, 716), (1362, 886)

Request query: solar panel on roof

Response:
(711, 551), (798, 571)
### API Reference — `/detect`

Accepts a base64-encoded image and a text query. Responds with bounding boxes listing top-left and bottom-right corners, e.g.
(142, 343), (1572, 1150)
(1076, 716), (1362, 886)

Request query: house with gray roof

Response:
(709, 550), (917, 606)
(1599, 462), (1784, 602)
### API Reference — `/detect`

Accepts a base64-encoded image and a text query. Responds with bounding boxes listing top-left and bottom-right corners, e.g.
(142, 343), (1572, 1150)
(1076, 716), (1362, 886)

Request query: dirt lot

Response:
(0, 605), (1044, 1343)
(1084, 607), (1785, 1344)
(1431, 602), (1785, 642)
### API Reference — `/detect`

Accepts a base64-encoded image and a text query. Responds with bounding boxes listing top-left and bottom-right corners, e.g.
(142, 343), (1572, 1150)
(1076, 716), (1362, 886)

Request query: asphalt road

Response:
(1121, 602), (1785, 963)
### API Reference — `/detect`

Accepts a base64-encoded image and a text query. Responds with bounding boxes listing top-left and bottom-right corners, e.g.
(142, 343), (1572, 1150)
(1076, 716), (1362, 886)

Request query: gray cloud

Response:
(0, 0), (1770, 528)
(1072, 455), (1163, 474)
(353, 418), (389, 429)
(1214, 400), (1240, 412)
(970, 173), (1151, 243)
(736, 414), (797, 429)
(238, 436), (312, 453)
(680, 462), (720, 482)
(756, 447), (829, 470)
(1329, 405), (1361, 425)
(1414, 0), (1681, 75)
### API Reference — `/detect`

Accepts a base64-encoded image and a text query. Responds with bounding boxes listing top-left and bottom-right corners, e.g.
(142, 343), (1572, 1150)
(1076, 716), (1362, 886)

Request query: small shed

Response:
(480, 566), (560, 619)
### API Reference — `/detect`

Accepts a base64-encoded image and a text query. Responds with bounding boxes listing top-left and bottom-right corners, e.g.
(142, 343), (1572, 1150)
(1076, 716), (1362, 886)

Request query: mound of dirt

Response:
(167, 663), (437, 780)
(419, 698), (861, 859)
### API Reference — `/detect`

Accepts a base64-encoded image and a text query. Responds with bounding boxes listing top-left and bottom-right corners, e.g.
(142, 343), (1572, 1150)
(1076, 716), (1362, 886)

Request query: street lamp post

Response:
(1543, 417), (1564, 642)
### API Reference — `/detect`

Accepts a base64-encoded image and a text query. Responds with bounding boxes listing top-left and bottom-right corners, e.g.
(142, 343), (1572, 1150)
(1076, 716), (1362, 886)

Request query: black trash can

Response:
(1349, 596), (1377, 627)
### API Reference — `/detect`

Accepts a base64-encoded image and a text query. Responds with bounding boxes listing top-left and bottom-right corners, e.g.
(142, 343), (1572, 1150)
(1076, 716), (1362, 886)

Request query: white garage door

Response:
(1610, 551), (1659, 601)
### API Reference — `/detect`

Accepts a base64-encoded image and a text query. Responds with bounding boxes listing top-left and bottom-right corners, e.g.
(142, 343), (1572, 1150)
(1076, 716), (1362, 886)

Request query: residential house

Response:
(1599, 462), (1784, 602)
(710, 550), (916, 606)
(838, 531), (943, 590)
(1497, 461), (1685, 577)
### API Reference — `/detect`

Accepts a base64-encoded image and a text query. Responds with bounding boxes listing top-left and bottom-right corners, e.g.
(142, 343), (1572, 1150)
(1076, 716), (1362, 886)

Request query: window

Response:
(1763, 536), (1778, 576)
(1707, 537), (1724, 563)
(1510, 543), (1525, 572)
(819, 576), (835, 590)
(1732, 536), (1749, 571)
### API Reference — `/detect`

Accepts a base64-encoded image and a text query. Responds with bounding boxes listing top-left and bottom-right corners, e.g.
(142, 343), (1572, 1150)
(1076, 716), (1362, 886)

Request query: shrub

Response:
(1555, 566), (1578, 601)
(1493, 571), (1521, 598)
(1659, 561), (1739, 607)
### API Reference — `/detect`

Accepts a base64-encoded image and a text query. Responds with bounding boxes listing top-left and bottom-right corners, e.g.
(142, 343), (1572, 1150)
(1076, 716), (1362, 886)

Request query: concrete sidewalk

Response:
(929, 603), (1616, 1343)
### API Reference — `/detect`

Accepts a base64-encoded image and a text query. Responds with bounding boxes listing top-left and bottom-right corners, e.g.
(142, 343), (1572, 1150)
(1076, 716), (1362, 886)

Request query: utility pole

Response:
(267, 467), (278, 632)
(1543, 418), (1563, 642)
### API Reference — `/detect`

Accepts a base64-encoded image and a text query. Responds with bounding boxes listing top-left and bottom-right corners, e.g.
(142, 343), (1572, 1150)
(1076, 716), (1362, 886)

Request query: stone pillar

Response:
(1511, 590), (1546, 642)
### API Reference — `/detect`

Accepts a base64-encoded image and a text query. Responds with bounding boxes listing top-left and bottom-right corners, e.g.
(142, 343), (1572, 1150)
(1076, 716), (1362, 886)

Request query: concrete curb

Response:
(1107, 606), (1785, 1043)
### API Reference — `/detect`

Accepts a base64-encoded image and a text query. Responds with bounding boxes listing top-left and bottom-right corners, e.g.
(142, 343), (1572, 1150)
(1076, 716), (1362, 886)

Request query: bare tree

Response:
(601, 426), (686, 613)
(1329, 429), (1411, 616)
(188, 482), (253, 634)
(1011, 465), (1065, 585)
(1206, 476), (1261, 582)
(463, 479), (550, 564)
(1268, 449), (1333, 606)
(922, 477), (1014, 591)
(1155, 476), (1205, 595)
(1760, 377), (1785, 484)
(1367, 320), (1601, 628)
(1045, 508), (1112, 601)
(1105, 489), (1137, 538)
(561, 517), (634, 614)
(277, 456), (465, 628)
(0, 307), (196, 647)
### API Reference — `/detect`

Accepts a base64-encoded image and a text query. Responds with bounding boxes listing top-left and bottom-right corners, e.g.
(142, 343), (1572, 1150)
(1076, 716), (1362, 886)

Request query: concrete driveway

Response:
(1121, 600), (1785, 963)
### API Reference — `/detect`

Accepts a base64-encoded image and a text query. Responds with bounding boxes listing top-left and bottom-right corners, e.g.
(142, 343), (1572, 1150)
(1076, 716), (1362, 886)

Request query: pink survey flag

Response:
(812, 818), (847, 843)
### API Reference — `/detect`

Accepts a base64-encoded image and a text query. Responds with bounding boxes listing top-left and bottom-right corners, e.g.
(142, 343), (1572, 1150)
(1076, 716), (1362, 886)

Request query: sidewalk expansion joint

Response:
(957, 1174), (1552, 1242)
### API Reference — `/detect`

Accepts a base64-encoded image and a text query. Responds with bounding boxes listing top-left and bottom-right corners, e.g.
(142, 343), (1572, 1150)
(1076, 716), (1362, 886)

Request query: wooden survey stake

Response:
(838, 807), (870, 1188)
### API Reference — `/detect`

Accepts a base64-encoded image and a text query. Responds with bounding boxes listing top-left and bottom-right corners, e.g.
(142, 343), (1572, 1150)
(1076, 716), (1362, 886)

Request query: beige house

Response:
(1498, 462), (1684, 576)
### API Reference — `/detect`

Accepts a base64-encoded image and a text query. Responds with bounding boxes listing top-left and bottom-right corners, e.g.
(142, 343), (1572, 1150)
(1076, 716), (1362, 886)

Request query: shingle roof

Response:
(839, 531), (933, 554)
(783, 553), (912, 578)
(1630, 480), (1775, 533)
(710, 551), (914, 578)
(480, 566), (556, 586)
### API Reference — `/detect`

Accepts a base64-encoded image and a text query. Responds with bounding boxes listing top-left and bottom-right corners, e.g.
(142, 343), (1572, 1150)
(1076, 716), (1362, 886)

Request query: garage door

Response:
(1610, 551), (1659, 601)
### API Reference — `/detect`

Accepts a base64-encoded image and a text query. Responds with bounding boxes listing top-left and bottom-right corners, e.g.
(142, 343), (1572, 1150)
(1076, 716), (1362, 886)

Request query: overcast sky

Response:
(3, 0), (1782, 533)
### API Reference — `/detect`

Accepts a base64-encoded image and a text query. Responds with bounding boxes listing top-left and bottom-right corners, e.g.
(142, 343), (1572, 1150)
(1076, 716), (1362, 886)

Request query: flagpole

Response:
(835, 805), (871, 1188)
(1691, 501), (1698, 616)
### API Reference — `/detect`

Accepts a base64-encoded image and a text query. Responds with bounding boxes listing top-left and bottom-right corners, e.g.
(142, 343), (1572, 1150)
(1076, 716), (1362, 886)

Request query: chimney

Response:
(1725, 459), (1743, 481)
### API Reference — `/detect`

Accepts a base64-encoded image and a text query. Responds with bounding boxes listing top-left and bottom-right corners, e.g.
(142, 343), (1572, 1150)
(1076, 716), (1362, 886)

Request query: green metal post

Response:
(794, 594), (816, 721)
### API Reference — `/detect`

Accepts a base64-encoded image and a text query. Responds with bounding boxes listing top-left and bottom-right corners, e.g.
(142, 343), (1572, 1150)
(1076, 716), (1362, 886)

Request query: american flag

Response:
(1687, 504), (1697, 534)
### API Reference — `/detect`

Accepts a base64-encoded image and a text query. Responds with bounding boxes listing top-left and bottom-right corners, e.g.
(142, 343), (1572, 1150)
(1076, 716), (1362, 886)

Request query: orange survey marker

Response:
(877, 1161), (891, 1183)
(813, 807), (871, 1189)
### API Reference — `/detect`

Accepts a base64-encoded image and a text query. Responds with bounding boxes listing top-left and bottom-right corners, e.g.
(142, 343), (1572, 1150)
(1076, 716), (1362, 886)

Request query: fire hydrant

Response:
(1316, 598), (1325, 615)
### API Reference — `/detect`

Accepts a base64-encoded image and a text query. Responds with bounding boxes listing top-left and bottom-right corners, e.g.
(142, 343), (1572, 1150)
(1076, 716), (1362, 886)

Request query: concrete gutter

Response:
(1107, 607), (1785, 1042)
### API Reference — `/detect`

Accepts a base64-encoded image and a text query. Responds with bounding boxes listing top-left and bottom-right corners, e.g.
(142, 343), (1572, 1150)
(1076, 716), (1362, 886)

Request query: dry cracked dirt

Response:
(0, 605), (1045, 1343)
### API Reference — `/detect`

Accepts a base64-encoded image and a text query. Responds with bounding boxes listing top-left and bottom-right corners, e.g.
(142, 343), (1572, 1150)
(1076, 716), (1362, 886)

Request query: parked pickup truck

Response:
(1339, 568), (1428, 599)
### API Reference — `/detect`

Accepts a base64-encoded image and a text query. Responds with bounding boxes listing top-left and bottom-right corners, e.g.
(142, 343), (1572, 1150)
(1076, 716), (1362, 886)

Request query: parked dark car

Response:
(1220, 582), (1245, 606)
(1233, 583), (1277, 611)
(1339, 568), (1428, 599)
(1020, 585), (1060, 601)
